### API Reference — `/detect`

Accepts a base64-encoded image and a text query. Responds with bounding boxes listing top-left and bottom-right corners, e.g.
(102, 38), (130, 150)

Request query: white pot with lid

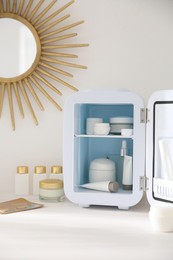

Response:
(89, 158), (116, 183)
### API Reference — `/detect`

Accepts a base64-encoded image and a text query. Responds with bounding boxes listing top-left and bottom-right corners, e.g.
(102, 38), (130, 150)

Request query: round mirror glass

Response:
(0, 18), (37, 78)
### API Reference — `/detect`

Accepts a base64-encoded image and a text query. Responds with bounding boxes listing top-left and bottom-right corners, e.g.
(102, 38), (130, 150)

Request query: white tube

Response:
(122, 156), (133, 190)
(158, 139), (173, 181)
(81, 181), (119, 193)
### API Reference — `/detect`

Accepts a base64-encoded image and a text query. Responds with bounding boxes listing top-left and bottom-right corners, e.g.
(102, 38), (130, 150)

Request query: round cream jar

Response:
(89, 158), (116, 183)
(94, 123), (110, 135)
(109, 117), (133, 134)
(39, 179), (65, 202)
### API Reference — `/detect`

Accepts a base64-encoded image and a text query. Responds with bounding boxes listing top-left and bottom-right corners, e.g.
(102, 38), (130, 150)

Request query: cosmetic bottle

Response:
(116, 140), (127, 186)
(39, 179), (65, 202)
(122, 155), (133, 190)
(33, 166), (46, 195)
(50, 165), (63, 180)
(81, 181), (119, 193)
(15, 166), (29, 195)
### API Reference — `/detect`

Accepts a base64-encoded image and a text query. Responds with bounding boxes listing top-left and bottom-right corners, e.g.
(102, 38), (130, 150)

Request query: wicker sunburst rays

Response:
(0, 0), (88, 130)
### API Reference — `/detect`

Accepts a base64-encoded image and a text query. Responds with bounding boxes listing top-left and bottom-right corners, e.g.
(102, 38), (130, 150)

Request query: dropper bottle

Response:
(119, 140), (127, 187)
(121, 140), (127, 157)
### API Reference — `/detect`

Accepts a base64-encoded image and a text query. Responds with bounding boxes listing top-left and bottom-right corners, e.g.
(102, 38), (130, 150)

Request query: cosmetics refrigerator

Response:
(63, 89), (173, 213)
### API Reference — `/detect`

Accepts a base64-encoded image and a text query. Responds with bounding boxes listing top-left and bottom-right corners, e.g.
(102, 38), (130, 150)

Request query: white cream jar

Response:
(39, 179), (65, 202)
(94, 123), (110, 135)
(89, 158), (116, 183)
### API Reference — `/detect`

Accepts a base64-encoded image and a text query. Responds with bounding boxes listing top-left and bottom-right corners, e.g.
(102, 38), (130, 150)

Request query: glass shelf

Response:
(74, 134), (134, 139)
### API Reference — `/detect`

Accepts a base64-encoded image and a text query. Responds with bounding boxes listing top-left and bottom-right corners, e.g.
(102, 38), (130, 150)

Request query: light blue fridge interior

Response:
(74, 103), (134, 192)
(74, 103), (134, 134)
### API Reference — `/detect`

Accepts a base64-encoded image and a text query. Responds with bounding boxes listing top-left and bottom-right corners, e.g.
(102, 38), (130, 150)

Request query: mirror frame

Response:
(0, 0), (88, 130)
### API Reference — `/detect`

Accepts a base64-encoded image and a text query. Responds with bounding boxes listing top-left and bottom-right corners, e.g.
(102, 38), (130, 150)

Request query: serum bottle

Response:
(118, 140), (127, 186)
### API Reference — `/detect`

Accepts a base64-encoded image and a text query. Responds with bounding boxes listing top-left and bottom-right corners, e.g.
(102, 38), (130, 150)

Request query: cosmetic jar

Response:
(86, 118), (103, 135)
(39, 179), (64, 202)
(149, 206), (173, 232)
(121, 128), (133, 136)
(89, 158), (116, 183)
(109, 117), (133, 134)
(94, 123), (110, 135)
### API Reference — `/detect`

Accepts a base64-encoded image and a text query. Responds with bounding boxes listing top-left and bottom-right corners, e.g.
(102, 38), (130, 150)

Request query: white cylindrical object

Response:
(89, 158), (116, 183)
(15, 166), (29, 195)
(86, 118), (103, 135)
(110, 117), (133, 135)
(94, 123), (110, 135)
(122, 156), (133, 190)
(81, 181), (119, 193)
(121, 128), (133, 136)
(50, 165), (63, 180)
(158, 139), (173, 181)
(149, 206), (173, 232)
(33, 166), (47, 195)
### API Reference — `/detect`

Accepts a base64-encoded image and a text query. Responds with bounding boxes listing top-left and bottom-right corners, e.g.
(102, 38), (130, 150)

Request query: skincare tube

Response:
(122, 156), (133, 190)
(158, 139), (173, 181)
(81, 181), (119, 193)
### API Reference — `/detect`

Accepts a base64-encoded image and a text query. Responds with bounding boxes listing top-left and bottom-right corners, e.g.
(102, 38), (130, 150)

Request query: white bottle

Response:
(50, 165), (63, 180)
(122, 155), (133, 190)
(33, 166), (46, 195)
(15, 166), (29, 195)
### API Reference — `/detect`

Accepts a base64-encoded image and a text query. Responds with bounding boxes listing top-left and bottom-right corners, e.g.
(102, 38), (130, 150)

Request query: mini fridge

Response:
(63, 89), (173, 211)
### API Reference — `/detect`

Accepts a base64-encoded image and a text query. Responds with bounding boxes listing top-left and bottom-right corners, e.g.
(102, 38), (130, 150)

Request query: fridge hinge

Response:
(140, 108), (150, 123)
(140, 176), (149, 191)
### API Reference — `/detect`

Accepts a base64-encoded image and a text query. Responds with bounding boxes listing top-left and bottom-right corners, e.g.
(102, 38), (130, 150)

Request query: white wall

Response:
(1, 0), (173, 191)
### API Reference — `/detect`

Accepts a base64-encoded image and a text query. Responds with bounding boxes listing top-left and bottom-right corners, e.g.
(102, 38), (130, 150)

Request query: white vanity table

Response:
(0, 193), (172, 260)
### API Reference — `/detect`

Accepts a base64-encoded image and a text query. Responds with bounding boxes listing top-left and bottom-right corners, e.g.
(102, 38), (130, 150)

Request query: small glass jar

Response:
(39, 179), (65, 202)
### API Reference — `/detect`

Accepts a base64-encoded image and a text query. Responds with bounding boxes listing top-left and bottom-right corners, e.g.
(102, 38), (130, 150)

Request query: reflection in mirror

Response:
(0, 0), (88, 130)
(0, 18), (36, 78)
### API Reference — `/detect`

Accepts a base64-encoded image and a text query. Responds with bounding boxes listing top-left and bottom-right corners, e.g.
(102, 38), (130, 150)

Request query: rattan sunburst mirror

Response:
(0, 0), (88, 130)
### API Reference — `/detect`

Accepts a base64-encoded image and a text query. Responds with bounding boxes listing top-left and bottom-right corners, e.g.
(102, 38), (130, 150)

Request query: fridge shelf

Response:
(74, 134), (134, 139)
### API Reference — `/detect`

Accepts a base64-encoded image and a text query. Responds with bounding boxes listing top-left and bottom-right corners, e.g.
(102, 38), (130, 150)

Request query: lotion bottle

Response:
(122, 155), (133, 190)
(117, 140), (127, 186)
(50, 165), (63, 180)
(15, 166), (29, 195)
(33, 166), (46, 195)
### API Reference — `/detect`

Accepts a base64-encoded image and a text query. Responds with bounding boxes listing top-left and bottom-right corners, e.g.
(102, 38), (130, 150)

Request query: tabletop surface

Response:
(0, 193), (172, 260)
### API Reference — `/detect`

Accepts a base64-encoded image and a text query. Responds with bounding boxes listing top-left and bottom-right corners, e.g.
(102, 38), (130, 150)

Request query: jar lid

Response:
(110, 117), (133, 124)
(39, 179), (63, 189)
(17, 166), (28, 174)
(51, 165), (63, 174)
(34, 166), (46, 174)
(90, 158), (115, 171)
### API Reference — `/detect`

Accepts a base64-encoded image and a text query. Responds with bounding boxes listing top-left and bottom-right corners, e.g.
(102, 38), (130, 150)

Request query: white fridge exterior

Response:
(63, 89), (173, 210)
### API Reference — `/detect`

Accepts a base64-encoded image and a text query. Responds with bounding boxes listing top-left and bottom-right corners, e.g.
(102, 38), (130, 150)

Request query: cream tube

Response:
(122, 156), (133, 190)
(81, 181), (119, 193)
(158, 139), (173, 181)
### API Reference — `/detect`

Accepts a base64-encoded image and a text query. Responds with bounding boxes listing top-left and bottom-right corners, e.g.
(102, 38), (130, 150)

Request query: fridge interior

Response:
(153, 101), (173, 203)
(73, 103), (134, 194)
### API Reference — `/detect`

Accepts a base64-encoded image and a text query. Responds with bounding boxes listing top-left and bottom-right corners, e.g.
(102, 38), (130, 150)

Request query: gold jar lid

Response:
(17, 166), (28, 174)
(34, 166), (46, 174)
(51, 165), (63, 174)
(39, 179), (63, 189)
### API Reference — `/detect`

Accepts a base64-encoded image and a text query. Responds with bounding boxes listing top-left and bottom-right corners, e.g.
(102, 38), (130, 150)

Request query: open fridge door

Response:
(146, 90), (173, 232)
